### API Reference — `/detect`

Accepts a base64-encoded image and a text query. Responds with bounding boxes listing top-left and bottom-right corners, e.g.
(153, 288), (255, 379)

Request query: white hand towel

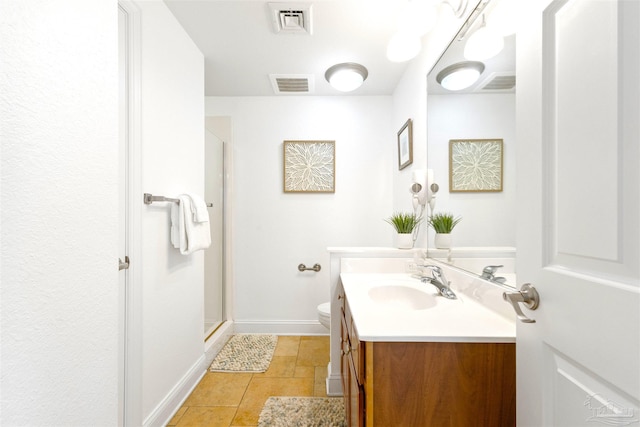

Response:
(177, 194), (211, 255)
(187, 193), (210, 223)
(171, 199), (186, 252)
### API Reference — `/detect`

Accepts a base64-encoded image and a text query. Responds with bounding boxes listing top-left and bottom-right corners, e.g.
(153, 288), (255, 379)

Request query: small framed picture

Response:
(283, 140), (335, 193)
(449, 139), (503, 192)
(397, 119), (413, 170)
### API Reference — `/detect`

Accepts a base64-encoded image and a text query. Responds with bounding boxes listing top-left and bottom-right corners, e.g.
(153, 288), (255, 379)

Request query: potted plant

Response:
(385, 212), (422, 249)
(427, 212), (462, 249)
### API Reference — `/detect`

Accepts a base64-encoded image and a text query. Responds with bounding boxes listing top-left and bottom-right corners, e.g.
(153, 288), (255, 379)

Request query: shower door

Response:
(204, 129), (225, 338)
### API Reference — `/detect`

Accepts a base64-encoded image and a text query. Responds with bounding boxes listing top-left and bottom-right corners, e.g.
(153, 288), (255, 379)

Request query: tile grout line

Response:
(230, 372), (255, 427)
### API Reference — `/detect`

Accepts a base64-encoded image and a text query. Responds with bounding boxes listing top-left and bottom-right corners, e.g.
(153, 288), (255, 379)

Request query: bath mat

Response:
(209, 334), (278, 373)
(258, 397), (346, 427)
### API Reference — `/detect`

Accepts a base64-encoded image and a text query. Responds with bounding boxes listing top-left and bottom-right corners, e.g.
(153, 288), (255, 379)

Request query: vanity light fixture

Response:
(400, 1), (438, 38)
(386, 0), (469, 63)
(486, 0), (517, 36)
(386, 32), (422, 63)
(325, 62), (368, 92)
(436, 61), (485, 91)
(463, 14), (504, 60)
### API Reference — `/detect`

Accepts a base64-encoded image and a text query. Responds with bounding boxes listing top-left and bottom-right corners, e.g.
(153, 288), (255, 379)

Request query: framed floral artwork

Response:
(283, 140), (335, 193)
(449, 139), (503, 192)
(397, 119), (413, 170)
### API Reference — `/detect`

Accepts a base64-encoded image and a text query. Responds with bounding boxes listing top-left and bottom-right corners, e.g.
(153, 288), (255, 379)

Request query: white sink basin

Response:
(368, 285), (437, 310)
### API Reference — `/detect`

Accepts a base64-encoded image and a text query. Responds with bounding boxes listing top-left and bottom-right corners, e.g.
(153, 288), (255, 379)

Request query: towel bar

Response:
(143, 193), (213, 207)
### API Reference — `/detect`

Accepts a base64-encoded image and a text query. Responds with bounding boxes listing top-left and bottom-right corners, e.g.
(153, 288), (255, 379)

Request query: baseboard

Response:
(234, 320), (330, 336)
(326, 370), (343, 396)
(143, 354), (207, 427)
(204, 321), (235, 367)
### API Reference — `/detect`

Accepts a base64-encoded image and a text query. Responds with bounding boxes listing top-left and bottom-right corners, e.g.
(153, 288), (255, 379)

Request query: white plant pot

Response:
(434, 233), (452, 249)
(396, 233), (414, 249)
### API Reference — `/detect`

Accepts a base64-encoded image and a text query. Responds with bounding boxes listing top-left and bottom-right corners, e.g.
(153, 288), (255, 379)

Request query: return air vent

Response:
(269, 74), (315, 94)
(268, 3), (313, 35)
(475, 72), (516, 92)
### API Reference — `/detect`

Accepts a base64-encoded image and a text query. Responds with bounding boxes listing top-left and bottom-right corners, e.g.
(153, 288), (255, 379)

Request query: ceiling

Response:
(163, 0), (414, 96)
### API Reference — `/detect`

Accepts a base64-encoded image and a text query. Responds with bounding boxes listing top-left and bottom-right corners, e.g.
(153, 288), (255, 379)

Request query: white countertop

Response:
(340, 272), (516, 343)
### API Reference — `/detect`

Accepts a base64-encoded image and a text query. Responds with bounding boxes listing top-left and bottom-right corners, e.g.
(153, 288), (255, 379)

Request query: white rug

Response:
(209, 334), (278, 373)
(258, 397), (347, 427)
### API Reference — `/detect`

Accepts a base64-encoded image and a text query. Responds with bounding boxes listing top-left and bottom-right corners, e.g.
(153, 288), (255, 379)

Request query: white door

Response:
(516, 0), (639, 425)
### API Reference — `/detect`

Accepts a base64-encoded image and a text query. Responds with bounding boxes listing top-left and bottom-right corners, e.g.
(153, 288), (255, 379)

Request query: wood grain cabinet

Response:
(339, 286), (516, 427)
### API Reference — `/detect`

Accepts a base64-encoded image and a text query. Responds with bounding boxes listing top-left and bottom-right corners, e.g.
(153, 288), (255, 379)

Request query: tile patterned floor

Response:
(167, 335), (331, 427)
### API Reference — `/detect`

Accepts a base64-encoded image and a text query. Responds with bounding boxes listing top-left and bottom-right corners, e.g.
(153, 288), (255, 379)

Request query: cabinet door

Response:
(344, 298), (365, 385)
(340, 312), (350, 419)
(348, 348), (364, 427)
(341, 300), (364, 427)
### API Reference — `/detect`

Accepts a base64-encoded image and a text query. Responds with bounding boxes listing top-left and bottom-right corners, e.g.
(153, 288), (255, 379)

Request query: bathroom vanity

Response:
(338, 272), (516, 427)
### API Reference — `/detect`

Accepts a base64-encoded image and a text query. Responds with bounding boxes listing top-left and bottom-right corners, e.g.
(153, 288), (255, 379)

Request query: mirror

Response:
(426, 0), (517, 286)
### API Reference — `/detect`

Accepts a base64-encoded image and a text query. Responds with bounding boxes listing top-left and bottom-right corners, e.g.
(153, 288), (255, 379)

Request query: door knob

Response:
(503, 283), (539, 323)
(119, 256), (130, 271)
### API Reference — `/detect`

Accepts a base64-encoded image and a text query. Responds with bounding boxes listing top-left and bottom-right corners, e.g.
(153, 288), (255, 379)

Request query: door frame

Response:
(118, 1), (143, 425)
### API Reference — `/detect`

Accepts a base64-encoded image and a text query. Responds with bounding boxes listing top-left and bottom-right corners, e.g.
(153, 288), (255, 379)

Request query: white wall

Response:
(205, 96), (393, 332)
(427, 93), (517, 247)
(135, 1), (205, 423)
(0, 1), (119, 425)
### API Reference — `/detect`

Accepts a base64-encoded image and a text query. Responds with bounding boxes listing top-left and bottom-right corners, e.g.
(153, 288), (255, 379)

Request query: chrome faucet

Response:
(480, 265), (507, 284)
(421, 265), (457, 299)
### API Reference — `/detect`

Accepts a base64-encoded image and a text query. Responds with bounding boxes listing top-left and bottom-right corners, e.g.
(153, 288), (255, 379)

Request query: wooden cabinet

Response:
(340, 289), (364, 427)
(339, 286), (516, 427)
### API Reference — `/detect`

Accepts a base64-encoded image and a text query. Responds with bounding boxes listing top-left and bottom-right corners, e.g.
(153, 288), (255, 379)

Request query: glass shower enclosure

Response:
(204, 128), (225, 339)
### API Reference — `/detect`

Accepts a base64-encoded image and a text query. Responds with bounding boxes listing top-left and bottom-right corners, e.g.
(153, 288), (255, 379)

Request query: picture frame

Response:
(397, 119), (413, 170)
(449, 139), (503, 192)
(283, 140), (335, 193)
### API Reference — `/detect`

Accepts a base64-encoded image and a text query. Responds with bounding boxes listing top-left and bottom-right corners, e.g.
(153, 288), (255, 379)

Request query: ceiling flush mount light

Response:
(464, 15), (504, 61)
(325, 63), (368, 92)
(436, 61), (485, 91)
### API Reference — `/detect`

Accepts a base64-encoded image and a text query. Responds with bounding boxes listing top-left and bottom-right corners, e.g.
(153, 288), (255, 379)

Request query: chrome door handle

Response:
(119, 256), (130, 271)
(503, 283), (539, 323)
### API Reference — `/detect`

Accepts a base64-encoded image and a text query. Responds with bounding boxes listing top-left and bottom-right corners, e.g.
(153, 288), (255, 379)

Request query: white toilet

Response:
(317, 302), (331, 330)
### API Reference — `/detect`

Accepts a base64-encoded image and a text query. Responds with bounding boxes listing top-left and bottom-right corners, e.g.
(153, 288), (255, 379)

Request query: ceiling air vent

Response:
(475, 72), (516, 92)
(269, 74), (315, 94)
(268, 3), (313, 35)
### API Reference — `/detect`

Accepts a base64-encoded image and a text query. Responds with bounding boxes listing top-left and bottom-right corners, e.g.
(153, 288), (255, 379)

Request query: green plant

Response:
(428, 212), (462, 234)
(385, 212), (422, 233)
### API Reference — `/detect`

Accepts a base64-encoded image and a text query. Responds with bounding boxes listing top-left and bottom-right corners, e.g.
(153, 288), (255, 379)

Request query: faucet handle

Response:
(424, 265), (441, 273)
(482, 265), (503, 274)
